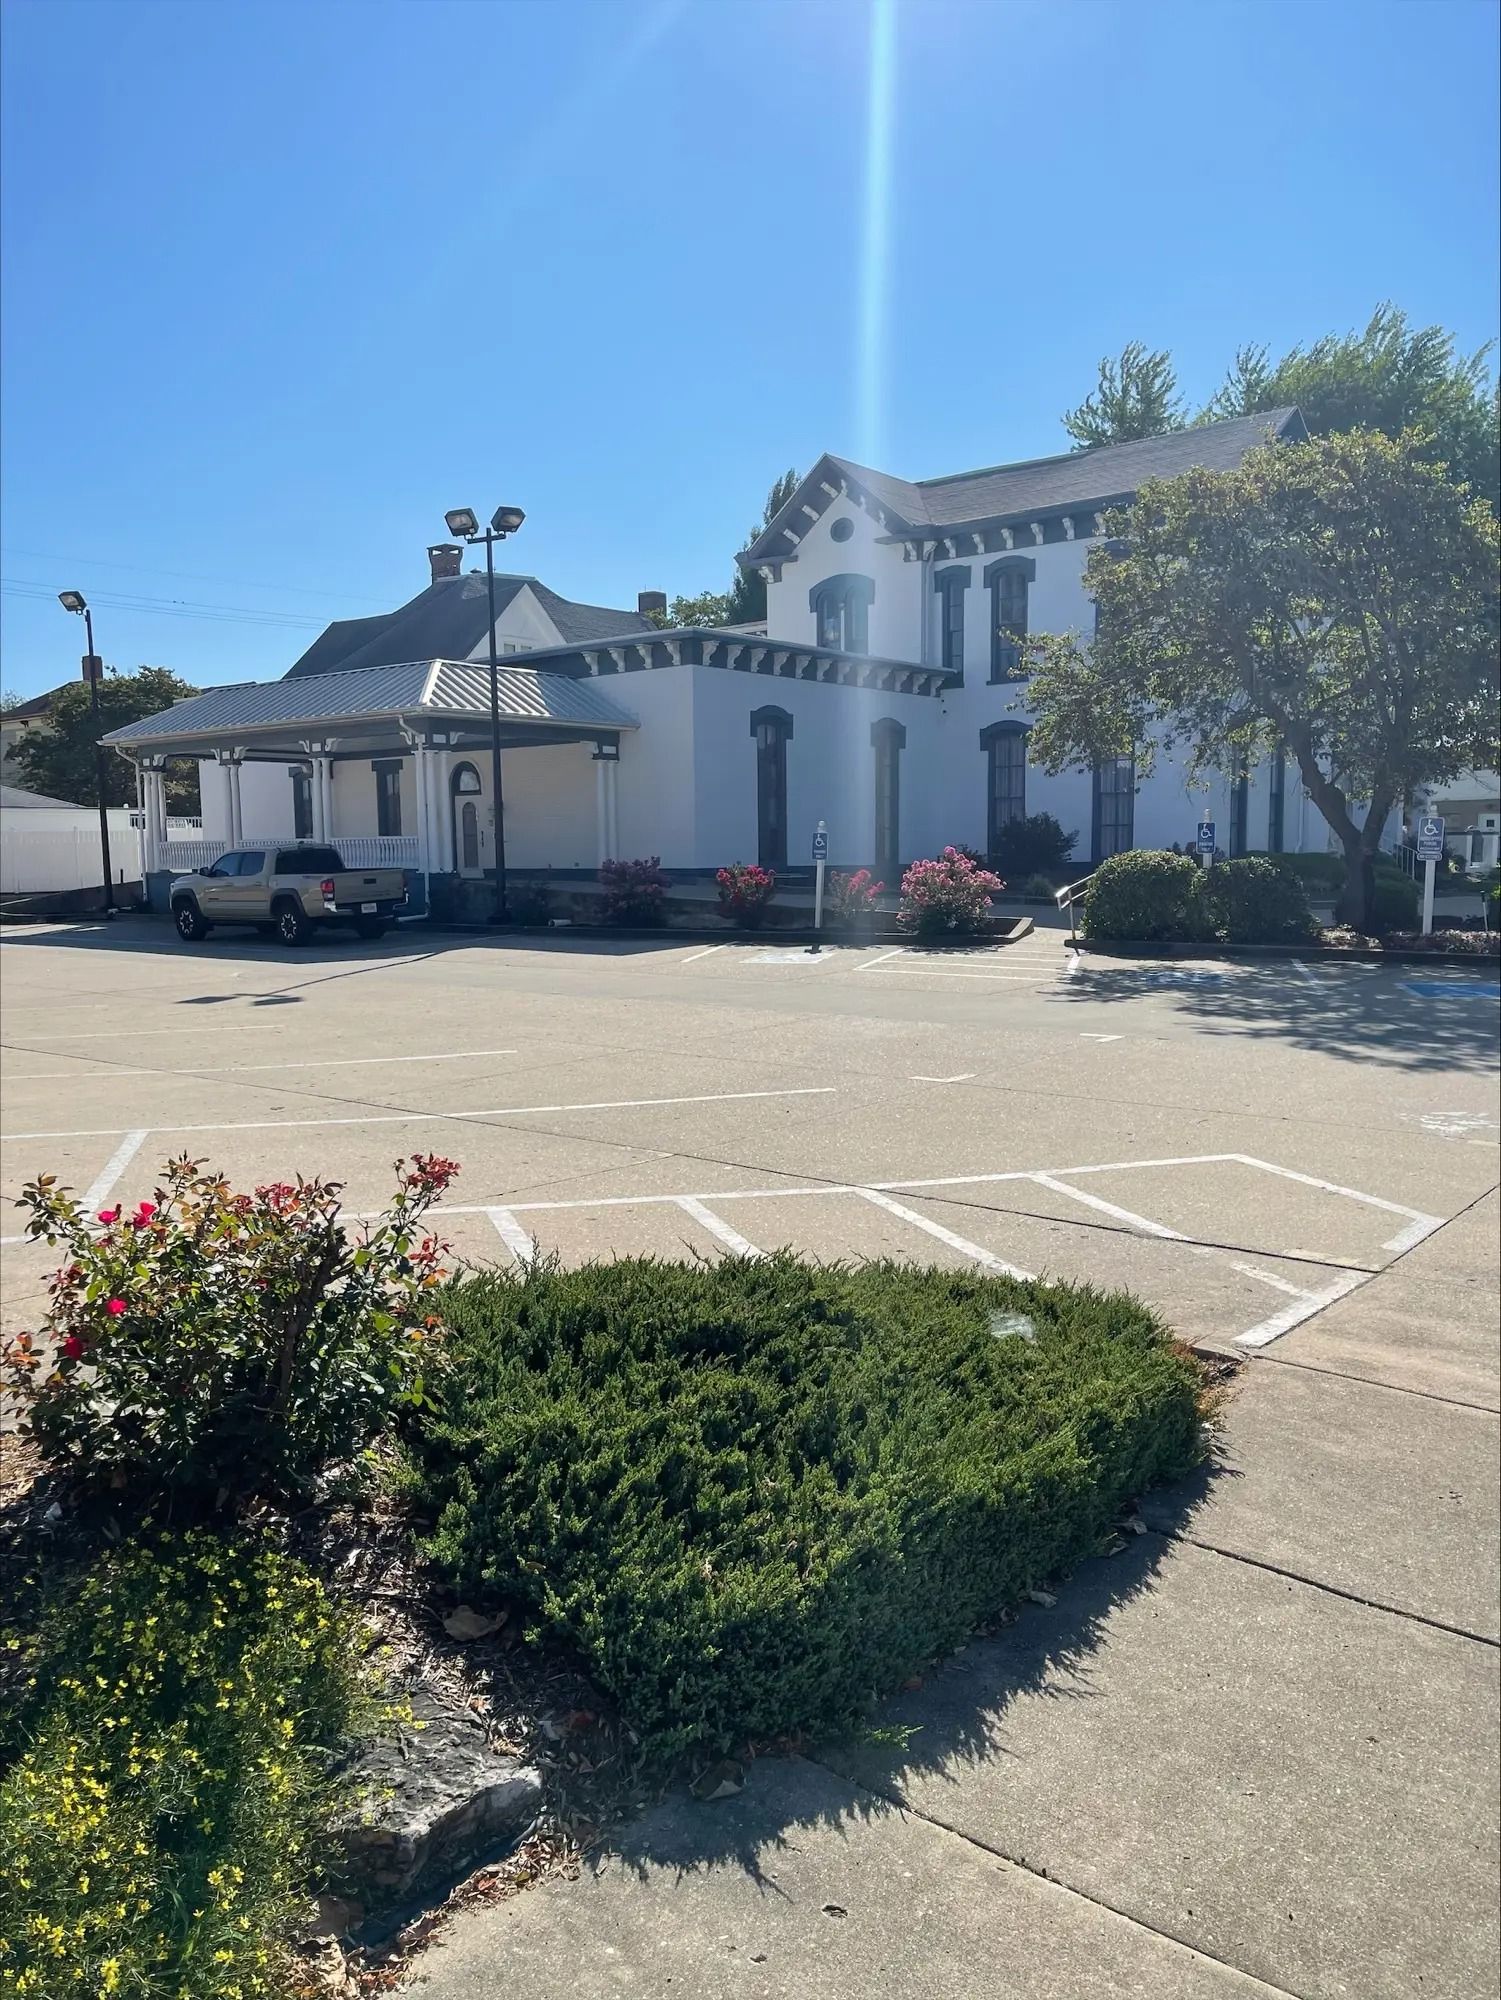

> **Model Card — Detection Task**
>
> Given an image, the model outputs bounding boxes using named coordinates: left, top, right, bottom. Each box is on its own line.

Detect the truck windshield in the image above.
left=275, top=847, right=344, bottom=875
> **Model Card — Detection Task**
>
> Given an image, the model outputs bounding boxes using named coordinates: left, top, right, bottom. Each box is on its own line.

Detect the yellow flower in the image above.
left=101, top=1958, right=121, bottom=1992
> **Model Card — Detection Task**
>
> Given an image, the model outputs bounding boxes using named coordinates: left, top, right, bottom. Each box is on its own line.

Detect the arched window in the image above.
left=750, top=706, right=793, bottom=870
left=290, top=766, right=313, bottom=840
left=450, top=762, right=483, bottom=877
left=808, top=573, right=874, bottom=654
left=985, top=556, right=1035, bottom=683
left=870, top=719, right=905, bottom=885
left=980, top=721, right=1029, bottom=854
left=933, top=565, right=970, bottom=677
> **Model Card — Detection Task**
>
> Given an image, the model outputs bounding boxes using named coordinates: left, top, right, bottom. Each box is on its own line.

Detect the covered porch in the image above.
left=102, top=659, right=639, bottom=916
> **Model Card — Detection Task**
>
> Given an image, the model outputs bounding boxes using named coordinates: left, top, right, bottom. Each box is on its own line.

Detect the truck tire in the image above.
left=173, top=898, right=210, bottom=942
left=273, top=899, right=311, bottom=947
left=354, top=917, right=388, bottom=941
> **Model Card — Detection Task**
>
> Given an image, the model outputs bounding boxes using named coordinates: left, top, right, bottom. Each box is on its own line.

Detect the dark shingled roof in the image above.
left=284, top=574, right=652, bottom=680
left=744, top=410, right=1307, bottom=562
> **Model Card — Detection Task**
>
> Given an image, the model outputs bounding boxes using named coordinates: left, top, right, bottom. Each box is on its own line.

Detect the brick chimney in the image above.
left=637, top=590, right=667, bottom=621
left=428, top=543, right=463, bottom=583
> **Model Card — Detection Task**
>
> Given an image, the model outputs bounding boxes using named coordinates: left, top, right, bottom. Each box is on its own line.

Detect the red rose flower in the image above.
left=97, top=1207, right=121, bottom=1224
left=61, top=1335, right=85, bottom=1359
left=105, top=1298, right=126, bottom=1316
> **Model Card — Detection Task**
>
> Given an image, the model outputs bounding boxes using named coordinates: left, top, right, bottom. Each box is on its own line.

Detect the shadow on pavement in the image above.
left=609, top=1473, right=1213, bottom=1891
left=1050, top=957, right=1500, bottom=1073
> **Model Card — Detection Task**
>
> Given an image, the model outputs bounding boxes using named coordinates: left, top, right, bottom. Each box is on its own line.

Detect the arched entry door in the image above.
left=450, top=762, right=483, bottom=877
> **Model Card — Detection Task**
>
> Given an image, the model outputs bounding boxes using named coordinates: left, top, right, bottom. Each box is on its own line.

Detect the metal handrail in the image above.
left=1054, top=871, right=1096, bottom=944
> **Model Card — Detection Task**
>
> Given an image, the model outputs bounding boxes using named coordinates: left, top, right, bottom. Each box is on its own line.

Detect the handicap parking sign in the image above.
left=1196, top=820, right=1216, bottom=855
left=811, top=826, right=828, bottom=862
left=1415, top=814, right=1446, bottom=861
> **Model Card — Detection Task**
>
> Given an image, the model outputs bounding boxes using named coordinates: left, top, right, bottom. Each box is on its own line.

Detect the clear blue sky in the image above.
left=2, top=0, right=1497, bottom=699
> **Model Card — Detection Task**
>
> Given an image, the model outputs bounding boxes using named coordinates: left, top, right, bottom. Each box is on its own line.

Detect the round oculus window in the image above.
left=829, top=516, right=855, bottom=542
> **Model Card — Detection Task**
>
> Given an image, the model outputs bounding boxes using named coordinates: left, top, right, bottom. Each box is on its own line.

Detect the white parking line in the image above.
left=486, top=1207, right=536, bottom=1264
left=1226, top=1154, right=1443, bottom=1252
left=0, top=1085, right=838, bottom=1144
left=1290, top=959, right=1322, bottom=988
left=675, top=1196, right=764, bottom=1258
left=1237, top=1271, right=1368, bottom=1349
left=1031, top=1172, right=1187, bottom=1240
left=680, top=944, right=726, bottom=965
left=4, top=1049, right=518, bottom=1083
left=853, top=946, right=906, bottom=972
left=857, top=1187, right=1034, bottom=1279
left=81, top=1130, right=149, bottom=1213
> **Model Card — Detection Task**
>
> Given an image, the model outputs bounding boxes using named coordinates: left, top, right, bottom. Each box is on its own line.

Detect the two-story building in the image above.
left=107, top=407, right=1352, bottom=909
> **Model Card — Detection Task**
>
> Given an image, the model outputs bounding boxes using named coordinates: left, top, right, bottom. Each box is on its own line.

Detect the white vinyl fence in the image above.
left=1, top=820, right=142, bottom=896
left=159, top=834, right=420, bottom=874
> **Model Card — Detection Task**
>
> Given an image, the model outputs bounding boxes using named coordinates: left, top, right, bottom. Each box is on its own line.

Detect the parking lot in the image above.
left=3, top=914, right=1498, bottom=1999
left=2, top=917, right=1496, bottom=1371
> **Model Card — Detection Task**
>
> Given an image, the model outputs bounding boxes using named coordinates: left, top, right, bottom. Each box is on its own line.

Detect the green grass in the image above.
left=407, top=1254, right=1205, bottom=1762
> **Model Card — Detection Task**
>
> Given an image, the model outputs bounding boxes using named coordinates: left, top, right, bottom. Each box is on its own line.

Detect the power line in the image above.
left=1, top=579, right=323, bottom=631
left=0, top=544, right=373, bottom=605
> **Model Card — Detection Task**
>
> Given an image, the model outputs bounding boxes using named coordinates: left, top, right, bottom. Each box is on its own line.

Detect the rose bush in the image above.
left=716, top=862, right=777, bottom=928
left=898, top=847, right=1004, bottom=937
left=599, top=856, right=669, bottom=926
left=2, top=1153, right=459, bottom=1503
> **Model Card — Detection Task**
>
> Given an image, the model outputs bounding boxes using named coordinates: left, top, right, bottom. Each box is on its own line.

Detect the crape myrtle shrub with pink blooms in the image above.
left=599, top=856, right=670, bottom=926
left=715, top=862, right=777, bottom=928
left=898, top=847, right=1005, bottom=937
left=824, top=869, right=884, bottom=929
left=1, top=1153, right=460, bottom=1504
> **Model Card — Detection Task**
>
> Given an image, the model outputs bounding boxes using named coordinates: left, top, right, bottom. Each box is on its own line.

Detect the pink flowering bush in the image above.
left=716, top=861, right=777, bottom=928
left=898, top=847, right=1005, bottom=937
left=600, top=855, right=670, bottom=926
left=1, top=1152, right=460, bottom=1503
left=825, top=868, right=884, bottom=930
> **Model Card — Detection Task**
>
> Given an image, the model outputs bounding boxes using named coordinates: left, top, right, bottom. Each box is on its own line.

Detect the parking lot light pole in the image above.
left=57, top=590, right=114, bottom=914
left=444, top=504, right=526, bottom=923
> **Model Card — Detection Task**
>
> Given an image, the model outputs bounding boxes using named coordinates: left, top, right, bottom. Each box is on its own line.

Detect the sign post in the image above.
left=1196, top=820, right=1216, bottom=869
left=1414, top=814, right=1445, bottom=936
left=811, top=820, right=828, bottom=948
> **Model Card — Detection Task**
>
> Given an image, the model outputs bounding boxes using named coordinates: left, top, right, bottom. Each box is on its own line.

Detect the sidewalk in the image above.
left=414, top=1199, right=1500, bottom=2000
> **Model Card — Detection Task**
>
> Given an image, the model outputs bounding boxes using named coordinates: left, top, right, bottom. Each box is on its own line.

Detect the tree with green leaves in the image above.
left=725, top=468, right=799, bottom=624
left=1019, top=430, right=1500, bottom=928
left=10, top=666, right=200, bottom=812
left=1199, top=305, right=1499, bottom=508
left=1061, top=343, right=1184, bottom=449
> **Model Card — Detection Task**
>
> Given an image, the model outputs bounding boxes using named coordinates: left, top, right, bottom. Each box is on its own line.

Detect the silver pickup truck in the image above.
left=170, top=843, right=408, bottom=946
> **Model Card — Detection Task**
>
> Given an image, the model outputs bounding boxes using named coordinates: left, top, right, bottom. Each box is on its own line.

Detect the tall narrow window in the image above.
left=933, top=566, right=970, bottom=677
left=985, top=556, right=1035, bottom=682
left=981, top=723, right=1028, bottom=854
left=291, top=767, right=313, bottom=840
left=1231, top=758, right=1250, bottom=857
left=808, top=574, right=874, bottom=654
left=373, top=760, right=403, bottom=837
left=871, top=719, right=905, bottom=884
left=1092, top=754, right=1136, bottom=860
left=750, top=706, right=792, bottom=870
left=1268, top=751, right=1287, bottom=852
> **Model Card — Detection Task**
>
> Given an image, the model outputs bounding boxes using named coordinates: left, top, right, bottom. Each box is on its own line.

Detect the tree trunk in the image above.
left=1283, top=734, right=1369, bottom=928
left=1336, top=835, right=1374, bottom=929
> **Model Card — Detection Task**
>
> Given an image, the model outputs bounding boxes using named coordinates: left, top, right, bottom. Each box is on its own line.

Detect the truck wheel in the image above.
left=273, top=900, right=311, bottom=947
left=173, top=899, right=210, bottom=942
left=354, top=918, right=388, bottom=941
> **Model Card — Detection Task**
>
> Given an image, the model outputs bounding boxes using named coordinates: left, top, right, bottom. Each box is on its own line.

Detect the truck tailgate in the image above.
left=329, top=870, right=406, bottom=905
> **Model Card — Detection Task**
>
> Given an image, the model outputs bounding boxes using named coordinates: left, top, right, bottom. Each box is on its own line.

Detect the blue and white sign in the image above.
left=811, top=825, right=828, bottom=862
left=1415, top=814, right=1446, bottom=861
left=1196, top=820, right=1216, bottom=855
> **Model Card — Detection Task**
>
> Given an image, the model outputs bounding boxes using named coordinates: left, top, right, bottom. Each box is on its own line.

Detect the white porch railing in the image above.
left=159, top=834, right=420, bottom=874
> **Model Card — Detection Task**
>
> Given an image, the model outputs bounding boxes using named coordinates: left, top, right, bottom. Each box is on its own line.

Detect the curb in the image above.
left=1070, top=938, right=1498, bottom=968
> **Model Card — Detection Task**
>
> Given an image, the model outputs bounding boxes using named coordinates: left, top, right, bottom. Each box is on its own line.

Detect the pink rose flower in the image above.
left=105, top=1298, right=126, bottom=1316
left=98, top=1207, right=121, bottom=1224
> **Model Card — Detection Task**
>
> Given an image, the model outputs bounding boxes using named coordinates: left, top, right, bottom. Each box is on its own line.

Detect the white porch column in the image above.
left=216, top=751, right=244, bottom=846
left=143, top=765, right=167, bottom=874
left=430, top=746, right=451, bottom=871
left=319, top=757, right=334, bottom=843
left=594, top=749, right=611, bottom=867
left=606, top=754, right=620, bottom=860
left=408, top=736, right=433, bottom=879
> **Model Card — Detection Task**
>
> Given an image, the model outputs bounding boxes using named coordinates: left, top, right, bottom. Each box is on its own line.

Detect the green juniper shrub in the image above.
left=407, top=1254, right=1204, bottom=1764
left=0, top=1532, right=374, bottom=2000
left=1, top=1152, right=458, bottom=1505
left=1080, top=850, right=1209, bottom=941
left=989, top=812, right=1077, bottom=879
left=1197, top=858, right=1317, bottom=943
left=1246, top=850, right=1346, bottom=894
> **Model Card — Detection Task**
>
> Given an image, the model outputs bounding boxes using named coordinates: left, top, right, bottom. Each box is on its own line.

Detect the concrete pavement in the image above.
left=1, top=918, right=1496, bottom=1996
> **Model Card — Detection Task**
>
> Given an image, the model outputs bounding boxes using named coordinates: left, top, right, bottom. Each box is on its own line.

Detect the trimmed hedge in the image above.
left=1197, top=858, right=1317, bottom=943
left=1081, top=851, right=1207, bottom=941
left=1083, top=852, right=1315, bottom=944
left=408, top=1255, right=1203, bottom=1762
left=1367, top=870, right=1421, bottom=930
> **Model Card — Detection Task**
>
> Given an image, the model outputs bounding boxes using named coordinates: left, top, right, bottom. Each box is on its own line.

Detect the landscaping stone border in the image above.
left=1072, top=936, right=1497, bottom=966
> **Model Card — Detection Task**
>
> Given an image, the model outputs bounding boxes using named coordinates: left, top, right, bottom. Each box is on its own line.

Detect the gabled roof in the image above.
left=100, top=660, right=640, bottom=746
left=284, top=573, right=653, bottom=680
left=0, top=782, right=83, bottom=809
left=2, top=683, right=73, bottom=718
left=742, top=409, right=1307, bottom=565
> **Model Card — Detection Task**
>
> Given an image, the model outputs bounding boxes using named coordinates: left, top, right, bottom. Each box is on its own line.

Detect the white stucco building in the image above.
left=106, top=408, right=1362, bottom=913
